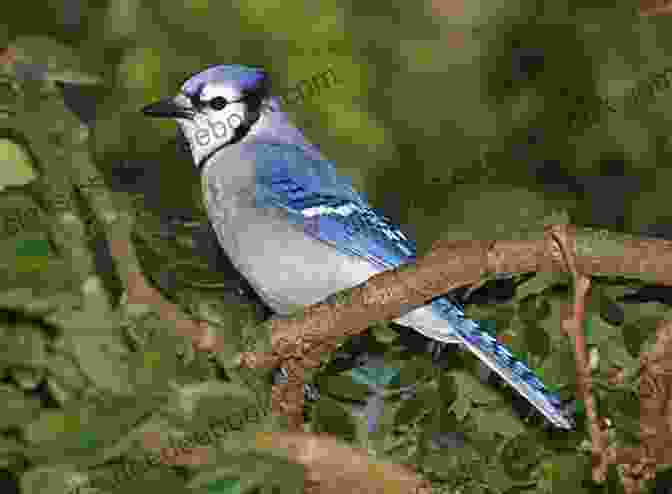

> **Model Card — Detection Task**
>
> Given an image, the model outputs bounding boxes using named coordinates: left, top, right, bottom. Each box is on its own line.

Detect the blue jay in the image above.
left=141, top=64, right=574, bottom=430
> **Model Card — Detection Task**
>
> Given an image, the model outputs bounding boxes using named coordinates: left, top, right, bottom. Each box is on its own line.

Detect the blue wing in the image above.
left=252, top=143, right=574, bottom=429
left=253, top=143, right=416, bottom=269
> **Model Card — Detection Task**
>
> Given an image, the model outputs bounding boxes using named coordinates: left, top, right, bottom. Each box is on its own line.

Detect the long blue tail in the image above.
left=429, top=297, right=574, bottom=430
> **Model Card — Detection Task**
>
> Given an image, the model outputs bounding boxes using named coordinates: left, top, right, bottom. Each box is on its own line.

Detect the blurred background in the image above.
left=4, top=0, right=672, bottom=250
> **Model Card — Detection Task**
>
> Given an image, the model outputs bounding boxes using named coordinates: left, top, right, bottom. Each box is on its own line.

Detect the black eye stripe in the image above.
left=209, top=96, right=229, bottom=110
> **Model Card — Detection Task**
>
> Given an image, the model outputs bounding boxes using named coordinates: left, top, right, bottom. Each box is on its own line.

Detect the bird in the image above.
left=141, top=64, right=574, bottom=430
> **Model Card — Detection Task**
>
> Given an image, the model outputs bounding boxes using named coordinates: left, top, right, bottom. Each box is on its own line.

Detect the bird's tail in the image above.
left=428, top=297, right=574, bottom=430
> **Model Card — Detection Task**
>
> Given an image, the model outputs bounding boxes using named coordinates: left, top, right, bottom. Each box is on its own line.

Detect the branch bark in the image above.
left=254, top=431, right=432, bottom=494
left=237, top=225, right=672, bottom=372
left=640, top=0, right=672, bottom=16
left=224, top=224, right=672, bottom=490
left=547, top=226, right=608, bottom=483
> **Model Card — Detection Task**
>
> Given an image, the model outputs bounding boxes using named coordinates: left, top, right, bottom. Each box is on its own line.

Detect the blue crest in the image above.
left=181, top=64, right=268, bottom=97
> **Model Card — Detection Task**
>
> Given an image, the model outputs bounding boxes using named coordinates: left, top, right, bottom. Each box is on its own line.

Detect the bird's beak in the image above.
left=141, top=95, right=194, bottom=120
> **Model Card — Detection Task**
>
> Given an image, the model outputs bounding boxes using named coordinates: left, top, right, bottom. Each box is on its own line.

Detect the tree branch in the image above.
left=547, top=226, right=608, bottom=483
left=219, top=224, right=672, bottom=489
left=254, top=431, right=432, bottom=494
left=236, top=225, right=672, bottom=372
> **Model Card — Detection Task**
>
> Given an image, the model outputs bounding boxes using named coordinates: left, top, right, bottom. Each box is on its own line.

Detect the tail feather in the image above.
left=429, top=297, right=574, bottom=430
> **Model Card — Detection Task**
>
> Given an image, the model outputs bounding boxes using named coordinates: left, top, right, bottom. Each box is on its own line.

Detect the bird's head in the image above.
left=141, top=64, right=276, bottom=168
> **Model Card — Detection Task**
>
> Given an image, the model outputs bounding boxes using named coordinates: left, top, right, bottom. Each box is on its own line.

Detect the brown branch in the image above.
left=108, top=234, right=215, bottom=351
left=589, top=298, right=672, bottom=492
left=254, top=431, right=432, bottom=494
left=271, top=359, right=306, bottom=431
left=547, top=226, right=608, bottom=483
left=629, top=318, right=672, bottom=488
left=221, top=224, right=672, bottom=487
left=236, top=225, right=672, bottom=373
left=640, top=0, right=672, bottom=16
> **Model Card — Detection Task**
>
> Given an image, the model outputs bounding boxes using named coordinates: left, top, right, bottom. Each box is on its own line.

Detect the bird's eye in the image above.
left=209, top=96, right=228, bottom=110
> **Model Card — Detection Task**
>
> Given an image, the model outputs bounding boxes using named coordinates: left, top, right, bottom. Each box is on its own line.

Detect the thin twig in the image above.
left=546, top=225, right=608, bottom=483
left=271, top=359, right=305, bottom=430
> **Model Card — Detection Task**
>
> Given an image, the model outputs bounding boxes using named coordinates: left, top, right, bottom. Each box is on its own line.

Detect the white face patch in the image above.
left=199, top=82, right=243, bottom=103
left=177, top=99, right=250, bottom=166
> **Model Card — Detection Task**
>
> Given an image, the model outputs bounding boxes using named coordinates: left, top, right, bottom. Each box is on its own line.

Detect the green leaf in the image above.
left=438, top=373, right=458, bottom=407
left=0, top=260, right=80, bottom=316
left=11, top=366, right=44, bottom=390
left=421, top=447, right=479, bottom=479
left=518, top=295, right=539, bottom=325
left=598, top=334, right=639, bottom=381
left=44, top=351, right=90, bottom=402
left=450, top=369, right=500, bottom=406
left=605, top=389, right=639, bottom=421
left=187, top=452, right=305, bottom=494
left=536, top=294, right=572, bottom=344
left=57, top=327, right=140, bottom=396
left=394, top=393, right=429, bottom=428
left=395, top=356, right=434, bottom=388
left=0, top=139, right=37, bottom=190
left=605, top=462, right=627, bottom=494
left=451, top=393, right=472, bottom=422
left=537, top=343, right=577, bottom=391
left=471, top=406, right=526, bottom=439
left=0, top=437, right=26, bottom=470
left=463, top=306, right=515, bottom=332
left=16, top=238, right=50, bottom=258
left=582, top=311, right=619, bottom=347
left=198, top=477, right=241, bottom=494
left=482, top=461, right=520, bottom=494
left=522, top=322, right=551, bottom=361
left=19, top=465, right=87, bottom=494
left=320, top=373, right=371, bottom=401
left=500, top=431, right=539, bottom=480
left=24, top=394, right=164, bottom=466
left=536, top=297, right=552, bottom=322
left=599, top=281, right=647, bottom=302
left=622, top=301, right=670, bottom=326
left=0, top=321, right=47, bottom=369
left=536, top=454, right=591, bottom=494
left=514, top=272, right=569, bottom=301
left=88, top=459, right=187, bottom=494
left=622, top=316, right=660, bottom=358
left=173, top=381, right=269, bottom=432
left=311, top=396, right=357, bottom=443
left=371, top=321, right=399, bottom=344
left=0, top=383, right=41, bottom=429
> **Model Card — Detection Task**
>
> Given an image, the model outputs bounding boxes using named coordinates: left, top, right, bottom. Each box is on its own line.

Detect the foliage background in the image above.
left=2, top=0, right=672, bottom=493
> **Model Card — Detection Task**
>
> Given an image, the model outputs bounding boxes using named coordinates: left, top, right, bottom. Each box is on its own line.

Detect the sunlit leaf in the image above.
left=0, top=139, right=37, bottom=190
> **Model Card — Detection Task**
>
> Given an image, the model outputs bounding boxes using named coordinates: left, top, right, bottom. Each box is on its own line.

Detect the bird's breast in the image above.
left=204, top=191, right=377, bottom=314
